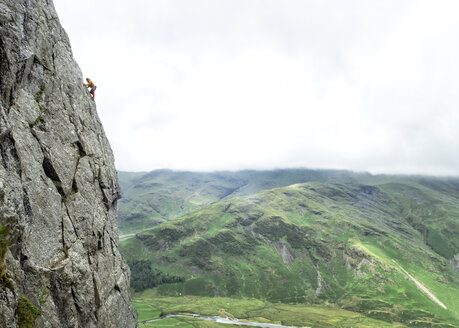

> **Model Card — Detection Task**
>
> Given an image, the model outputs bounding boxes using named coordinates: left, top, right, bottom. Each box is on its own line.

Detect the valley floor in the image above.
left=132, top=296, right=409, bottom=328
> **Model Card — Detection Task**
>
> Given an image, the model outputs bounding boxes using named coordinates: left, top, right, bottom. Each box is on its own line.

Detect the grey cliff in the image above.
left=0, top=0, right=137, bottom=327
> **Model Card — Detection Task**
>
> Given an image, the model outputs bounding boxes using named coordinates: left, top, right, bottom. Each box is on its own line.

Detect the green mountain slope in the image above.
left=117, top=169, right=370, bottom=233
left=121, top=177, right=459, bottom=327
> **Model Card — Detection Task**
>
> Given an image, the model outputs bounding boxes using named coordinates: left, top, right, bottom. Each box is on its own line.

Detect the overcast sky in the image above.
left=52, top=0, right=459, bottom=175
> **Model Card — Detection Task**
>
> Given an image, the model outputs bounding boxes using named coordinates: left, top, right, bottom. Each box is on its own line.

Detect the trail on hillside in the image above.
left=392, top=260, right=447, bottom=310
left=119, top=233, right=136, bottom=239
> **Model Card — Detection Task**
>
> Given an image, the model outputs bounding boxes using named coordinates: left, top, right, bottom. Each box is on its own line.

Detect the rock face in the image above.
left=0, top=1, right=137, bottom=327
left=452, top=254, right=459, bottom=273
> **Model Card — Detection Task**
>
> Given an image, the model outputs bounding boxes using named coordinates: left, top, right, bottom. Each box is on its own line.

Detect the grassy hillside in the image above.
left=117, top=169, right=370, bottom=233
left=121, top=177, right=459, bottom=327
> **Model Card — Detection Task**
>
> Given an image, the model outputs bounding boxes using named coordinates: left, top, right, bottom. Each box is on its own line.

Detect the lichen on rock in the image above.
left=0, top=0, right=137, bottom=327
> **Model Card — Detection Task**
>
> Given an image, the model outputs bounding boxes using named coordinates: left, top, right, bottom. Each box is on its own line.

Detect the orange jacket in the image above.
left=86, top=79, right=95, bottom=88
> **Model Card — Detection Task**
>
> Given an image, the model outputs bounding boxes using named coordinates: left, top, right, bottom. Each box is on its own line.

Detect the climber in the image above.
left=84, top=78, right=97, bottom=99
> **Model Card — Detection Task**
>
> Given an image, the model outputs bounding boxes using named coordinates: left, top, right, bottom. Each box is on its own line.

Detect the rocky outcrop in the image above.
left=0, top=1, right=137, bottom=327
left=452, top=254, right=459, bottom=273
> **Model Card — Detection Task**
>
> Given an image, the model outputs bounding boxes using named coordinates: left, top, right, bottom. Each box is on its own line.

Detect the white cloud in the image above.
left=52, top=0, right=459, bottom=175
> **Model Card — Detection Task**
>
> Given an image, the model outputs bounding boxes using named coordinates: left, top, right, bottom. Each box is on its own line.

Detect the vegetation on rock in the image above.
left=0, top=225, right=12, bottom=290
left=17, top=295, right=40, bottom=328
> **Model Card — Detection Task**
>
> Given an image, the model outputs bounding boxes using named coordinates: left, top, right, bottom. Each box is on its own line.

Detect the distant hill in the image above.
left=120, top=174, right=459, bottom=326
left=117, top=169, right=372, bottom=233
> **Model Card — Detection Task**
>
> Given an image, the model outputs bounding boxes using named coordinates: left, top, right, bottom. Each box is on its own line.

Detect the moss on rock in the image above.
left=17, top=295, right=41, bottom=328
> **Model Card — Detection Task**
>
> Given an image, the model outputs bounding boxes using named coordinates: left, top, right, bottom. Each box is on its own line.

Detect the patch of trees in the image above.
left=128, top=260, right=184, bottom=291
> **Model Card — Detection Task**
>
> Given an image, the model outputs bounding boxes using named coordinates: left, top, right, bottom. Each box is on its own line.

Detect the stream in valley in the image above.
left=144, top=314, right=309, bottom=328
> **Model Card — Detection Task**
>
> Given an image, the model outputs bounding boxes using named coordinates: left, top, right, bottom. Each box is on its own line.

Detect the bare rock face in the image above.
left=452, top=254, right=459, bottom=273
left=0, top=1, right=137, bottom=327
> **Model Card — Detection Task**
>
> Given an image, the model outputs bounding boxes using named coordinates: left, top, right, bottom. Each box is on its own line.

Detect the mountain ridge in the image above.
left=117, top=168, right=375, bottom=233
